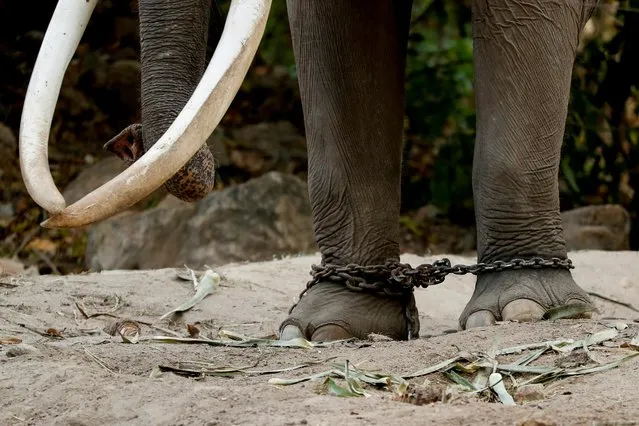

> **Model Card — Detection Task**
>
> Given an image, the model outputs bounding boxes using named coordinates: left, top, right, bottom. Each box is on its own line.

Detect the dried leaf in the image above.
left=612, top=322, right=628, bottom=330
left=512, top=348, right=549, bottom=366
left=187, top=324, right=200, bottom=337
left=497, top=340, right=575, bottom=356
left=160, top=357, right=337, bottom=378
left=149, top=335, right=351, bottom=348
left=269, top=369, right=335, bottom=386
left=176, top=266, right=199, bottom=281
left=560, top=352, right=639, bottom=377
left=403, top=355, right=468, bottom=379
left=489, top=373, right=515, bottom=405
left=160, top=269, right=220, bottom=321
left=45, top=328, right=62, bottom=338
left=556, top=328, right=619, bottom=353
left=497, top=364, right=559, bottom=375
left=116, top=320, right=140, bottom=344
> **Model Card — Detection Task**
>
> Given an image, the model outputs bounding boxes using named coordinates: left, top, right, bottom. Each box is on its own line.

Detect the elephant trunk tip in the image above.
left=164, top=145, right=216, bottom=202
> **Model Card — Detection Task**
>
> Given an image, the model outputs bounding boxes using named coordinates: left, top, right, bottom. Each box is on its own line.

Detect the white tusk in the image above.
left=19, top=0, right=98, bottom=214
left=42, top=0, right=272, bottom=228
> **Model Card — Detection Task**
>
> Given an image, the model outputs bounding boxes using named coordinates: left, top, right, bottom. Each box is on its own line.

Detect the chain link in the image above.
left=289, top=257, right=574, bottom=313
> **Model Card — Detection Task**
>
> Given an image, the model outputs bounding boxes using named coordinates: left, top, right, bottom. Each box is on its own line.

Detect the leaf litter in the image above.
left=263, top=323, right=639, bottom=405
left=119, top=286, right=639, bottom=406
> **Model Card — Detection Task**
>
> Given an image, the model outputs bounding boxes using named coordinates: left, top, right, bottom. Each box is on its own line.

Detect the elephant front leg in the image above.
left=461, top=0, right=596, bottom=329
left=279, top=1, right=415, bottom=341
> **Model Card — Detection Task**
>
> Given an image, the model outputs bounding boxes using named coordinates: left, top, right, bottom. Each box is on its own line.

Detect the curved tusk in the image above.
left=42, top=0, right=272, bottom=229
left=19, top=0, right=98, bottom=214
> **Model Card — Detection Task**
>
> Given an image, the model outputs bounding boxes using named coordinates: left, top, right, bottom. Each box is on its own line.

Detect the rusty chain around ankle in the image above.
left=297, top=257, right=574, bottom=302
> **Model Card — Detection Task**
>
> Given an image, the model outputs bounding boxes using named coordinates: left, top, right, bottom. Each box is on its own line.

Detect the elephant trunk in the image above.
left=139, top=0, right=216, bottom=202
left=20, top=0, right=272, bottom=228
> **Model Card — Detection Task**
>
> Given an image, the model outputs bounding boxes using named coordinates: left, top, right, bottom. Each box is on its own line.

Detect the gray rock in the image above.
left=226, top=121, right=307, bottom=175
left=85, top=172, right=316, bottom=270
left=562, top=204, right=630, bottom=251
left=63, top=157, right=127, bottom=205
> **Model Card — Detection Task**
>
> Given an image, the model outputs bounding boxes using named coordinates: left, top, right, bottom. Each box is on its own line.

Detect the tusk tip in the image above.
left=41, top=213, right=79, bottom=229
left=40, top=217, right=59, bottom=229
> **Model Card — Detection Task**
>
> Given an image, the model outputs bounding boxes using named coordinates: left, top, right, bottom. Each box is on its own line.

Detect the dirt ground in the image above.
left=1, top=251, right=639, bottom=426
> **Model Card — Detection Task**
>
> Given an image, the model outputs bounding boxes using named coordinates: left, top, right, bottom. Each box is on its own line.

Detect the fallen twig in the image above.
left=84, top=348, right=116, bottom=374
left=0, top=278, right=20, bottom=288
left=588, top=291, right=639, bottom=313
left=74, top=300, right=183, bottom=338
left=148, top=335, right=353, bottom=348
left=158, top=357, right=338, bottom=378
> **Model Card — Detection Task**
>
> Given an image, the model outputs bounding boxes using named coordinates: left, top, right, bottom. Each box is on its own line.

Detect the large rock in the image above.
left=224, top=121, right=307, bottom=175
left=63, top=157, right=126, bottom=205
left=85, top=172, right=316, bottom=270
left=562, top=204, right=630, bottom=251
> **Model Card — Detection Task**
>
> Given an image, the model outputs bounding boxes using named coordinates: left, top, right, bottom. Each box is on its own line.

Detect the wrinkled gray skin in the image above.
left=131, top=0, right=596, bottom=341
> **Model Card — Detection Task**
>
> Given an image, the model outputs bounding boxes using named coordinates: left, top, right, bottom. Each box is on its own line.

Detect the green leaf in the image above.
left=542, top=303, right=596, bottom=321
left=444, top=370, right=478, bottom=392
left=403, top=355, right=468, bottom=378
left=324, top=377, right=365, bottom=398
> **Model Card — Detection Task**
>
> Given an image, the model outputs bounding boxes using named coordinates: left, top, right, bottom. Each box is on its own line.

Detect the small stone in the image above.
left=514, top=384, right=545, bottom=403
left=6, top=343, right=40, bottom=358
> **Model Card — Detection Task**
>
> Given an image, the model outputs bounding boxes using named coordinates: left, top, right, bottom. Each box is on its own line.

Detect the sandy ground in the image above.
left=2, top=251, right=639, bottom=426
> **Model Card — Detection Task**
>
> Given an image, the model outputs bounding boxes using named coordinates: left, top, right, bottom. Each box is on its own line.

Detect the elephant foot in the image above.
left=279, top=282, right=419, bottom=341
left=459, top=268, right=594, bottom=329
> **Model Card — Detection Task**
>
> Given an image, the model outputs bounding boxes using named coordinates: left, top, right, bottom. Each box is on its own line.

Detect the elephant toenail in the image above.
left=464, top=310, right=496, bottom=329
left=311, top=324, right=353, bottom=341
left=501, top=299, right=545, bottom=322
left=279, top=325, right=304, bottom=341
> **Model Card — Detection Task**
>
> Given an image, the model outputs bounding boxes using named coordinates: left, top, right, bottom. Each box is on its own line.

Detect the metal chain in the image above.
left=289, top=257, right=574, bottom=313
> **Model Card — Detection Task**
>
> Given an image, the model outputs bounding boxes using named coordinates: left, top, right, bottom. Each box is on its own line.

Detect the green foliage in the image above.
left=403, top=1, right=475, bottom=220
left=259, top=1, right=296, bottom=78
left=561, top=2, right=639, bottom=244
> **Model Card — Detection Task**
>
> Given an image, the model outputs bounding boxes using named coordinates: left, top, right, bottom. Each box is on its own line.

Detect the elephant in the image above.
left=19, top=0, right=598, bottom=341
